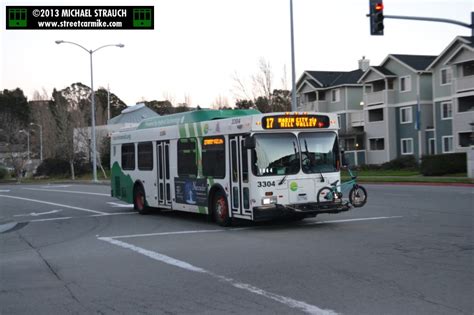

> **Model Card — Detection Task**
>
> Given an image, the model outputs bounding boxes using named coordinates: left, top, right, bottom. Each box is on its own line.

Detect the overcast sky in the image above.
left=1, top=0, right=473, bottom=107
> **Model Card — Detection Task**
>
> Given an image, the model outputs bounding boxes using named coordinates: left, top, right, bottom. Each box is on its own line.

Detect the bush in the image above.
left=35, top=158, right=70, bottom=176
left=381, top=155, right=419, bottom=170
left=420, top=153, right=466, bottom=176
left=0, top=167, right=7, bottom=179
left=36, top=156, right=92, bottom=177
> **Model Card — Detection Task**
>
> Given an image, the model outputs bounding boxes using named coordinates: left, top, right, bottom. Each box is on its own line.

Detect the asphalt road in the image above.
left=0, top=183, right=472, bottom=315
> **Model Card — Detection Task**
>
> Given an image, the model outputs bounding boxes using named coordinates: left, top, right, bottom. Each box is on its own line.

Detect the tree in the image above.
left=271, top=89, right=291, bottom=112
left=254, top=96, right=271, bottom=113
left=235, top=99, right=255, bottom=110
left=212, top=95, right=229, bottom=109
left=50, top=88, right=88, bottom=180
left=252, top=58, right=273, bottom=100
left=145, top=100, right=173, bottom=115
left=0, top=112, right=28, bottom=182
left=0, top=88, right=30, bottom=125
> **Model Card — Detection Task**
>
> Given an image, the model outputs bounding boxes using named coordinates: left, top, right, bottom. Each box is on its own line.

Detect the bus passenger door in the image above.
left=157, top=141, right=171, bottom=208
left=229, top=136, right=252, bottom=217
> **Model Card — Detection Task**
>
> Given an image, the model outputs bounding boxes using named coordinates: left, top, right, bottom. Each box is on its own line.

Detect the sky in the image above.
left=1, top=0, right=473, bottom=108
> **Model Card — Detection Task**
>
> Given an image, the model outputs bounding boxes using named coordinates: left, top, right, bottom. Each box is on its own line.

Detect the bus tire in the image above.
left=133, top=184, right=150, bottom=215
left=317, top=186, right=334, bottom=204
left=213, top=190, right=232, bottom=227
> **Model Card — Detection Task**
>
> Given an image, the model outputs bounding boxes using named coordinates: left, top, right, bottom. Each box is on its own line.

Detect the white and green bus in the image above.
left=110, top=109, right=352, bottom=226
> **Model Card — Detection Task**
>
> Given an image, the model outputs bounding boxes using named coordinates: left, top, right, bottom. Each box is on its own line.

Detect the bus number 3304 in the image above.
left=257, top=181, right=276, bottom=187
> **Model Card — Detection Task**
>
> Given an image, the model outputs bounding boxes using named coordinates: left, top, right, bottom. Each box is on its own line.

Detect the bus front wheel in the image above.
left=133, top=185, right=150, bottom=215
left=213, top=191, right=231, bottom=227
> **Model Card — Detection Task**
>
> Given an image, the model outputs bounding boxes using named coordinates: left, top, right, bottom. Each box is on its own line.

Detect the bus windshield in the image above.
left=251, top=132, right=339, bottom=176
left=252, top=133, right=300, bottom=176
left=299, top=132, right=339, bottom=173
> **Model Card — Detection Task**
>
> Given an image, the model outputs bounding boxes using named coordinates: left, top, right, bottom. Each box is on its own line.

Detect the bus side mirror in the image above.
left=243, top=136, right=256, bottom=149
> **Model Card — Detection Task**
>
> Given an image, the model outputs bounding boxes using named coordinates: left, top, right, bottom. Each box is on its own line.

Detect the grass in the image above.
left=342, top=169, right=473, bottom=184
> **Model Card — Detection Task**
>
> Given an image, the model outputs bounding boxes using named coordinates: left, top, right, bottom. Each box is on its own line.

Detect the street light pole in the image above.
left=55, top=40, right=124, bottom=182
left=30, top=123, right=43, bottom=161
left=19, top=130, right=30, bottom=160
left=290, top=0, right=297, bottom=112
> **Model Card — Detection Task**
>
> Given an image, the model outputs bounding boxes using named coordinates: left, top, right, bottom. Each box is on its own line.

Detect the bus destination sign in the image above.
left=261, top=114, right=330, bottom=129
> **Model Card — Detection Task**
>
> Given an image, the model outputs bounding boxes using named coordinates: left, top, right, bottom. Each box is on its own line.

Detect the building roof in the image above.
left=372, top=66, right=396, bottom=76
left=460, top=36, right=474, bottom=48
left=390, top=54, right=437, bottom=71
left=108, top=103, right=159, bottom=125
left=306, top=69, right=364, bottom=87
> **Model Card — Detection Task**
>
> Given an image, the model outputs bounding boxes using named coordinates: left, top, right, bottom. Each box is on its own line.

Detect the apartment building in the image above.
left=296, top=36, right=473, bottom=166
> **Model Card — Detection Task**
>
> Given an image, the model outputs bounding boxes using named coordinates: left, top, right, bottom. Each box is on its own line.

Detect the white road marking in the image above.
left=23, top=212, right=138, bottom=223
left=102, top=217, right=403, bottom=240
left=23, top=188, right=109, bottom=196
left=40, top=185, right=71, bottom=188
left=0, top=195, right=108, bottom=215
left=107, top=229, right=229, bottom=239
left=107, top=202, right=133, bottom=208
left=99, top=237, right=337, bottom=315
left=14, top=209, right=62, bottom=217
left=306, top=216, right=403, bottom=225
left=0, top=189, right=11, bottom=193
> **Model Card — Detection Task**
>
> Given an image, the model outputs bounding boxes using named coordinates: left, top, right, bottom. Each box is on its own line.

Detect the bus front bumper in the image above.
left=252, top=201, right=351, bottom=222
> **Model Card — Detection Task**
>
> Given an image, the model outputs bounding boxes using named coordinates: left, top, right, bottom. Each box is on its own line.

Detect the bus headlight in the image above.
left=261, top=196, right=277, bottom=205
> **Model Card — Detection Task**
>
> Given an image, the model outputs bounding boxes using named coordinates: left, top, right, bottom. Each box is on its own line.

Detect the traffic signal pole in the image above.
left=367, top=11, right=474, bottom=36
left=379, top=14, right=473, bottom=35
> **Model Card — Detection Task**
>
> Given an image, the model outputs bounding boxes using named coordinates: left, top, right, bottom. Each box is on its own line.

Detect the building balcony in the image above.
left=350, top=111, right=364, bottom=127
left=454, top=75, right=474, bottom=93
left=364, top=90, right=395, bottom=106
left=300, top=100, right=328, bottom=112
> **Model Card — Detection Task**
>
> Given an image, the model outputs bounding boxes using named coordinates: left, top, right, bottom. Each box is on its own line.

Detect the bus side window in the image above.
left=178, top=138, right=197, bottom=177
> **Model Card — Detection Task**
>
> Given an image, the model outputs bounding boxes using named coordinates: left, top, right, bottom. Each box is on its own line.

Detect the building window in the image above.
left=458, top=132, right=474, bottom=147
left=401, top=138, right=414, bottom=155
left=137, top=142, right=153, bottom=171
left=202, top=136, right=225, bottom=178
left=400, top=76, right=411, bottom=92
left=121, top=143, right=135, bottom=170
left=369, top=138, right=385, bottom=151
left=458, top=96, right=474, bottom=112
left=462, top=61, right=474, bottom=77
left=441, top=102, right=452, bottom=119
left=368, top=108, right=384, bottom=122
left=306, top=92, right=316, bottom=102
left=331, top=89, right=340, bottom=102
left=428, top=138, right=435, bottom=155
left=440, top=68, right=452, bottom=85
left=337, top=115, right=342, bottom=128
left=178, top=138, right=197, bottom=177
left=442, top=136, right=454, bottom=153
left=400, top=107, right=412, bottom=124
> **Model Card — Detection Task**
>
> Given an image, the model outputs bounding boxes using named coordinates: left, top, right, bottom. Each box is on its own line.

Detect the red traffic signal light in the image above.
left=369, top=0, right=384, bottom=35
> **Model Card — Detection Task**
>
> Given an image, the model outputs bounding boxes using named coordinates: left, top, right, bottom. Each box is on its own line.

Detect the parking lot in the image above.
left=1, top=183, right=472, bottom=314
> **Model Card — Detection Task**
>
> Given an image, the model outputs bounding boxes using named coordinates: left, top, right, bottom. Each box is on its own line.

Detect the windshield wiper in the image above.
left=278, top=174, right=287, bottom=185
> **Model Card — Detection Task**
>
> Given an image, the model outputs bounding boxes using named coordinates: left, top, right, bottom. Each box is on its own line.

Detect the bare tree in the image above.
left=231, top=71, right=252, bottom=100
left=212, top=95, right=229, bottom=109
left=162, top=91, right=176, bottom=106
left=252, top=57, right=273, bottom=100
left=184, top=93, right=192, bottom=106
left=281, top=65, right=288, bottom=91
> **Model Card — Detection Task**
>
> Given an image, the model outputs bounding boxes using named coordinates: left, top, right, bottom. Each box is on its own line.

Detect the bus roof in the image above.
left=137, top=109, right=260, bottom=130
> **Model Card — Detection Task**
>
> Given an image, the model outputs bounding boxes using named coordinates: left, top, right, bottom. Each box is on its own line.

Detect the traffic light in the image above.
left=369, top=0, right=384, bottom=35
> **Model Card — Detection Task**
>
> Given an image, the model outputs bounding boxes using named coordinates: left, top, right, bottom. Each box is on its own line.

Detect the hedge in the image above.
left=420, top=153, right=466, bottom=176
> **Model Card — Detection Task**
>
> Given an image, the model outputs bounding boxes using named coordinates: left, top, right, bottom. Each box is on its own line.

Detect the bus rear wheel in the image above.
left=213, top=191, right=231, bottom=227
left=133, top=185, right=150, bottom=214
